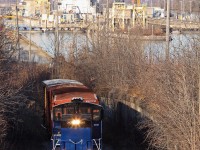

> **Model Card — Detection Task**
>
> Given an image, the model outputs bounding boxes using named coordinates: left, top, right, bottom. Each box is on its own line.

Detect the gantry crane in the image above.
left=133, top=0, right=146, bottom=27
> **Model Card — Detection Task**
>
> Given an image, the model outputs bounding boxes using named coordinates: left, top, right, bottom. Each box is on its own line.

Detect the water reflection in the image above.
left=144, top=32, right=200, bottom=61
left=21, top=31, right=200, bottom=61
left=21, top=31, right=89, bottom=58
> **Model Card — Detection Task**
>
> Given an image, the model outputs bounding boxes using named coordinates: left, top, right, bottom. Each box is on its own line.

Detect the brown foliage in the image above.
left=137, top=36, right=200, bottom=149
left=65, top=24, right=200, bottom=149
left=0, top=25, right=50, bottom=149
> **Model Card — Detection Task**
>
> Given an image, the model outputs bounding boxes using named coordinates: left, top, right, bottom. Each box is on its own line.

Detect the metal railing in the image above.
left=51, top=136, right=102, bottom=150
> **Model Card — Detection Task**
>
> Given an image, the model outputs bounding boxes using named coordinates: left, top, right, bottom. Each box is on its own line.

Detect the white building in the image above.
left=51, top=0, right=98, bottom=23
left=60, top=0, right=97, bottom=14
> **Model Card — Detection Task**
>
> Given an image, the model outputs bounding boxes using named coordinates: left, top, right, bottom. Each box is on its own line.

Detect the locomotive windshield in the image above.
left=53, top=107, right=62, bottom=121
left=53, top=103, right=103, bottom=123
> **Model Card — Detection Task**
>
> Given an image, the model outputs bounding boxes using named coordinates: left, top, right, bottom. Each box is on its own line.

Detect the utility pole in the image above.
left=56, top=1, right=59, bottom=56
left=106, top=0, right=109, bottom=30
left=189, top=1, right=193, bottom=22
left=29, top=16, right=32, bottom=61
left=171, top=0, right=173, bottom=11
left=180, top=0, right=185, bottom=20
left=164, top=0, right=166, bottom=11
left=16, top=0, right=20, bottom=60
left=54, top=0, right=59, bottom=78
left=180, top=1, right=183, bottom=21
left=183, top=0, right=185, bottom=16
left=165, top=0, right=170, bottom=61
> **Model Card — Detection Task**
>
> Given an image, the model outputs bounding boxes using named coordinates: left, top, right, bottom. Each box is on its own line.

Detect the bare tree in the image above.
left=137, top=34, right=200, bottom=149
left=65, top=12, right=200, bottom=150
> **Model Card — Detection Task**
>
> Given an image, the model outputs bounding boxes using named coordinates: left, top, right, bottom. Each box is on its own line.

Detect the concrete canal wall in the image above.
left=101, top=96, right=150, bottom=149
left=101, top=95, right=151, bottom=130
left=19, top=34, right=53, bottom=63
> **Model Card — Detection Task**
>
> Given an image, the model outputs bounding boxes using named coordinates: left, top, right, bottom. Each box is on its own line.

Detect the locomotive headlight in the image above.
left=71, top=119, right=81, bottom=125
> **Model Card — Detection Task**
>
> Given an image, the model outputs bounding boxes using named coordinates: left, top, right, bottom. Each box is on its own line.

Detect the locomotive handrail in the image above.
left=55, top=139, right=101, bottom=150
left=92, top=138, right=102, bottom=150
left=51, top=137, right=60, bottom=150
left=69, top=139, right=83, bottom=145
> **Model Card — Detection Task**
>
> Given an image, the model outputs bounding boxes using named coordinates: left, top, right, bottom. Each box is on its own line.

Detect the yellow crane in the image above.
left=132, top=0, right=141, bottom=6
left=137, top=0, right=141, bottom=6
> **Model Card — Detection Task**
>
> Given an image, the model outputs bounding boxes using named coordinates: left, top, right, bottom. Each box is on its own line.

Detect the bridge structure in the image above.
left=4, top=14, right=200, bottom=33
left=146, top=18, right=200, bottom=31
left=4, top=16, right=90, bottom=31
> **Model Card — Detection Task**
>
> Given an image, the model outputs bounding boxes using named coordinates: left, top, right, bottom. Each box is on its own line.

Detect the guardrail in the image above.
left=146, top=18, right=200, bottom=30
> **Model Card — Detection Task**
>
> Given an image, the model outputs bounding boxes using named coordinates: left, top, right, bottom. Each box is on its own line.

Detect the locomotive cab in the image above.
left=42, top=79, right=103, bottom=150
left=52, top=98, right=103, bottom=150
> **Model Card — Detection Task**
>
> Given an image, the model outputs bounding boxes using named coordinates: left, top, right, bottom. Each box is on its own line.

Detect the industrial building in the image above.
left=10, top=0, right=99, bottom=24
left=110, top=1, right=165, bottom=30
left=51, top=0, right=98, bottom=23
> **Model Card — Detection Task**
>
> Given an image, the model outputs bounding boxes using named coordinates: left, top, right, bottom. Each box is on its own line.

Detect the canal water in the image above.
left=21, top=31, right=89, bottom=58
left=143, top=31, right=200, bottom=60
left=21, top=31, right=200, bottom=61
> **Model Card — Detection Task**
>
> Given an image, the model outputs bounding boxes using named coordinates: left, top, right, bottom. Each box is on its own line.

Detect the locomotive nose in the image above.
left=60, top=128, right=92, bottom=150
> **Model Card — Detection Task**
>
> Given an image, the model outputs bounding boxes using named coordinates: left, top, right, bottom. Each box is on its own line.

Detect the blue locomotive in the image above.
left=43, top=79, right=103, bottom=150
